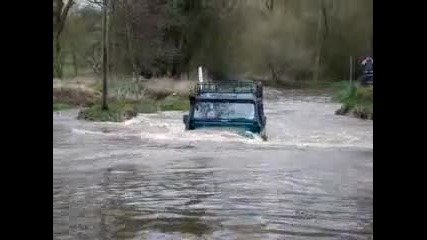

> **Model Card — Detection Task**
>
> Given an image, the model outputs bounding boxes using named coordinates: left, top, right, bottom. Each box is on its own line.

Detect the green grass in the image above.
left=53, top=102, right=72, bottom=111
left=263, top=79, right=332, bottom=90
left=53, top=86, right=99, bottom=112
left=158, top=95, right=189, bottom=111
left=62, top=64, right=76, bottom=78
left=77, top=96, right=189, bottom=122
left=53, top=87, right=99, bottom=107
left=333, top=81, right=373, bottom=120
left=77, top=101, right=136, bottom=122
left=77, top=99, right=155, bottom=122
left=54, top=78, right=191, bottom=121
left=77, top=79, right=190, bottom=122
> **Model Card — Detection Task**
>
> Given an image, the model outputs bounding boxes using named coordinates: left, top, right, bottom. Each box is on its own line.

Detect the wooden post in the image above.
left=198, top=66, right=204, bottom=83
left=198, top=66, right=204, bottom=90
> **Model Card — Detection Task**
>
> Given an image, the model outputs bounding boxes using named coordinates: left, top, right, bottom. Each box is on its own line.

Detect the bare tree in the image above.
left=62, top=0, right=372, bottom=85
left=312, top=0, right=329, bottom=82
left=265, top=0, right=274, bottom=11
left=53, top=0, right=75, bottom=78
left=101, top=0, right=109, bottom=110
left=85, top=0, right=103, bottom=7
left=121, top=0, right=139, bottom=78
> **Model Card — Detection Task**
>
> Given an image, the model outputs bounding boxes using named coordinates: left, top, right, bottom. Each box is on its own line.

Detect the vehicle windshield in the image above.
left=193, top=102, right=255, bottom=120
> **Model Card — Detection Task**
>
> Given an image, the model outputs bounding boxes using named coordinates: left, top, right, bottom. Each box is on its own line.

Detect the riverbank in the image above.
left=262, top=79, right=334, bottom=91
left=53, top=77, right=191, bottom=122
left=333, top=82, right=373, bottom=120
left=53, top=77, right=366, bottom=122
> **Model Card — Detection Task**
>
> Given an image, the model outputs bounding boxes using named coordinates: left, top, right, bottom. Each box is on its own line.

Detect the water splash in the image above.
left=67, top=90, right=372, bottom=150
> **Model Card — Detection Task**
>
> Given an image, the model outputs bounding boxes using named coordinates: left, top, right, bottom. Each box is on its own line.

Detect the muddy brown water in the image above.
left=53, top=89, right=373, bottom=240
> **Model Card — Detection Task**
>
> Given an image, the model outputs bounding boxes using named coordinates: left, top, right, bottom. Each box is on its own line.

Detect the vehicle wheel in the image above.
left=260, top=128, right=268, bottom=141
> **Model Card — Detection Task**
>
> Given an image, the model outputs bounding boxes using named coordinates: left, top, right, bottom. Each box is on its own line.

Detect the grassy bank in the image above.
left=333, top=81, right=373, bottom=120
left=53, top=86, right=99, bottom=111
left=53, top=77, right=191, bottom=122
left=262, top=79, right=333, bottom=90
left=77, top=95, right=189, bottom=122
left=54, top=76, right=358, bottom=122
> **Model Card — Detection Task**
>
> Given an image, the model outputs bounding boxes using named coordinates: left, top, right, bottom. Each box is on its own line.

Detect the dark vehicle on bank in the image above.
left=359, top=67, right=373, bottom=86
left=359, top=57, right=373, bottom=86
left=183, top=80, right=267, bottom=140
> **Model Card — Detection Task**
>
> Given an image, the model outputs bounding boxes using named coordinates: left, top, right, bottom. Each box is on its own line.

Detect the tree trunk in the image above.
left=102, top=0, right=109, bottom=110
left=124, top=0, right=138, bottom=79
left=313, top=5, right=322, bottom=82
left=313, top=0, right=328, bottom=82
left=269, top=63, right=279, bottom=83
left=265, top=0, right=274, bottom=11
left=125, top=22, right=138, bottom=79
left=53, top=0, right=74, bottom=78
left=53, top=34, right=63, bottom=78
left=72, top=49, right=78, bottom=76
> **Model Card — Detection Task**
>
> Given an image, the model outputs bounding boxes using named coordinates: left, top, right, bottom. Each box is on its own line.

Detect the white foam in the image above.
left=67, top=92, right=372, bottom=150
left=72, top=128, right=108, bottom=136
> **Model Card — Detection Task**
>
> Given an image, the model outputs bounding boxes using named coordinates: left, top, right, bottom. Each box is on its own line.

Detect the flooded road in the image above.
left=53, top=90, right=373, bottom=239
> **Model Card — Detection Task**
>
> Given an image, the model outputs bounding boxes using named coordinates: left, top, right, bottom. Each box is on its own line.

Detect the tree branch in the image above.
left=56, top=0, right=75, bottom=36
left=265, top=0, right=274, bottom=12
left=321, top=0, right=329, bottom=38
left=85, top=0, right=103, bottom=7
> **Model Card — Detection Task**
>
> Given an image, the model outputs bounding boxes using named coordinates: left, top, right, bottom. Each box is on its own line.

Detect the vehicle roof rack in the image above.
left=194, top=80, right=263, bottom=98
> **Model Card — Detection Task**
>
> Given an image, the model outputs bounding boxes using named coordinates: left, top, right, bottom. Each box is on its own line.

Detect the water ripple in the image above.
left=53, top=91, right=373, bottom=239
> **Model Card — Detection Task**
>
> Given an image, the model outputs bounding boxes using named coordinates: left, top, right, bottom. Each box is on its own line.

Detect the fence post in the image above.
left=198, top=66, right=204, bottom=91
left=198, top=66, right=204, bottom=83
